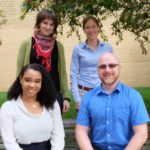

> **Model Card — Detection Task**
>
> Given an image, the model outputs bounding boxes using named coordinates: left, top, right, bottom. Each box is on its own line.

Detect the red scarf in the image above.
left=33, top=31, right=55, bottom=72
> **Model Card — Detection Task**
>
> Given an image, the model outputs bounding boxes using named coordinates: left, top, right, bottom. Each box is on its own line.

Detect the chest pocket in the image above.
left=112, top=105, right=130, bottom=122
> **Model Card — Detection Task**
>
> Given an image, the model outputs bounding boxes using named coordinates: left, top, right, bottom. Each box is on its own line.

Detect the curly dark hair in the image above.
left=35, top=9, right=58, bottom=35
left=7, top=64, right=56, bottom=109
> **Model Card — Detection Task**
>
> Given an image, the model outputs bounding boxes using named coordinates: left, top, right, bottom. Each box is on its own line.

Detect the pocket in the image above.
left=114, top=109, right=129, bottom=120
left=111, top=107, right=130, bottom=144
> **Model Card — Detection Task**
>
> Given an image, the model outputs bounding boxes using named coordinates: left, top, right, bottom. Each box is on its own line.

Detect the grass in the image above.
left=0, top=87, right=150, bottom=119
left=135, top=87, right=150, bottom=115
left=0, top=92, right=7, bottom=106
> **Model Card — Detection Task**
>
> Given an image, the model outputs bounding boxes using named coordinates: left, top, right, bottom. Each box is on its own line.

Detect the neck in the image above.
left=102, top=81, right=118, bottom=94
left=86, top=39, right=98, bottom=50
left=21, top=94, right=37, bottom=104
left=37, top=31, right=49, bottom=38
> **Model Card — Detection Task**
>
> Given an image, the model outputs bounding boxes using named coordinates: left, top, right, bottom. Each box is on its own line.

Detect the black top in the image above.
left=30, top=37, right=60, bottom=92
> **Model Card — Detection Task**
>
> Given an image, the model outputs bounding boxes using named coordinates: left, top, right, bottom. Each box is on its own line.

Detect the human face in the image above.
left=39, top=19, right=55, bottom=36
left=98, top=53, right=120, bottom=87
left=20, top=69, right=42, bottom=99
left=83, top=19, right=100, bottom=40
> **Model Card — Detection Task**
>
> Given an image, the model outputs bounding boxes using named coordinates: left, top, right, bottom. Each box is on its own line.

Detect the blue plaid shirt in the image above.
left=77, top=82, right=150, bottom=150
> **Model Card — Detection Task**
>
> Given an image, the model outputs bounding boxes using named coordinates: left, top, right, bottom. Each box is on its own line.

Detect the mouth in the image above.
left=104, top=74, right=114, bottom=78
left=26, top=89, right=36, bottom=94
left=88, top=33, right=97, bottom=36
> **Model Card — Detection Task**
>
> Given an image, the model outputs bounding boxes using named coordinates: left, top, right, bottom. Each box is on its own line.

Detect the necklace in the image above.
left=33, top=104, right=37, bottom=108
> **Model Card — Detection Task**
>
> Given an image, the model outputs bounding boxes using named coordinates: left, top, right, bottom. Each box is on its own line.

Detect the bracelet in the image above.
left=63, top=97, right=70, bottom=102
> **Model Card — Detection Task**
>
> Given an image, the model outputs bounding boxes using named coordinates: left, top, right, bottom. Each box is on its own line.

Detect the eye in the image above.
left=108, top=64, right=119, bottom=69
left=98, top=65, right=106, bottom=70
left=50, top=23, right=54, bottom=26
left=35, top=80, right=42, bottom=83
left=25, top=79, right=30, bottom=82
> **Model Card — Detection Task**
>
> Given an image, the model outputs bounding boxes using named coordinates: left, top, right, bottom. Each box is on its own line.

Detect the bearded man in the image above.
left=75, top=52, right=150, bottom=150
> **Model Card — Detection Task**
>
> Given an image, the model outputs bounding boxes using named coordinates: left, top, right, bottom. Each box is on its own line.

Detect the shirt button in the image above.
left=108, top=146, right=111, bottom=149
left=108, top=96, right=110, bottom=98
left=107, top=134, right=110, bottom=137
left=107, top=121, right=110, bottom=124
left=107, top=107, right=110, bottom=110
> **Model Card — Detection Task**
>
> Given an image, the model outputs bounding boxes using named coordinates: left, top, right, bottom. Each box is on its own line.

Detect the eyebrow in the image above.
left=24, top=77, right=42, bottom=81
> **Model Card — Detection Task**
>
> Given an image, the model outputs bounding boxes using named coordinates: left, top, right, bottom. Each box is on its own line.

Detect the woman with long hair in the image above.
left=17, top=9, right=70, bottom=112
left=0, top=64, right=64, bottom=150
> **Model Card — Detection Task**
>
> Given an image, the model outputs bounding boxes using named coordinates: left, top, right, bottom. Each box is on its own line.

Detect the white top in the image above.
left=0, top=96, right=65, bottom=150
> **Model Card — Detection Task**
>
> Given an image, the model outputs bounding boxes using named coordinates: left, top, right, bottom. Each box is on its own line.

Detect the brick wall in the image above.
left=0, top=0, right=150, bottom=91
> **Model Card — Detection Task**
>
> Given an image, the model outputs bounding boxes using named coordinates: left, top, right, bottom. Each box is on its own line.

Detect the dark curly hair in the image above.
left=7, top=64, right=56, bottom=109
left=35, top=9, right=58, bottom=35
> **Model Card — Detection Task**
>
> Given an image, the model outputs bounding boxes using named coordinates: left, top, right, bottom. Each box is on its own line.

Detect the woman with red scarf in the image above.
left=17, top=9, right=70, bottom=112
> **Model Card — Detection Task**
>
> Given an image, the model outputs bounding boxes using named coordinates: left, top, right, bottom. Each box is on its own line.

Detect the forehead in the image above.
left=23, top=69, right=42, bottom=79
left=99, top=53, right=118, bottom=65
left=84, top=19, right=98, bottom=26
left=42, top=18, right=53, bottom=23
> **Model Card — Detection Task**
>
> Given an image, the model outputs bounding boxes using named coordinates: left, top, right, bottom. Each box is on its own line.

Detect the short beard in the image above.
left=100, top=75, right=119, bottom=87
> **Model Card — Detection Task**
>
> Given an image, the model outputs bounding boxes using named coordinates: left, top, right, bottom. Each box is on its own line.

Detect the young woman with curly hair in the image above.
left=0, top=64, right=64, bottom=150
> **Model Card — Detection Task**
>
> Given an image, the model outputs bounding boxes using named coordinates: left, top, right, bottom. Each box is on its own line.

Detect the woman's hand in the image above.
left=74, top=102, right=80, bottom=111
left=63, top=100, right=70, bottom=112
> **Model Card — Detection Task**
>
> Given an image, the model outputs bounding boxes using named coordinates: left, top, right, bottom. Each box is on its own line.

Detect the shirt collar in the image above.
left=82, top=40, right=104, bottom=49
left=96, top=81, right=121, bottom=95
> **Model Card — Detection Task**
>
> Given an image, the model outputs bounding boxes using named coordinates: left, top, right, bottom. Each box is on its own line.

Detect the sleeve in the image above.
left=16, top=39, right=30, bottom=76
left=76, top=93, right=91, bottom=126
left=50, top=101, right=65, bottom=150
left=0, top=103, right=23, bottom=150
left=70, top=47, right=81, bottom=102
left=130, top=90, right=150, bottom=126
left=57, top=42, right=70, bottom=98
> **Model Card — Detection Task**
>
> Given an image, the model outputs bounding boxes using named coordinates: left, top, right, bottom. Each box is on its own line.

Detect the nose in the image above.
left=29, top=82, right=35, bottom=88
left=105, top=66, right=111, bottom=72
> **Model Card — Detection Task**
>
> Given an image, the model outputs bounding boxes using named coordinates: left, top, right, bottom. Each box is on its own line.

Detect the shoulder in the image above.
left=101, top=42, right=113, bottom=52
left=73, top=42, right=84, bottom=50
left=20, top=37, right=32, bottom=46
left=56, top=40, right=63, bottom=48
left=56, top=40, right=65, bottom=53
left=0, top=100, right=16, bottom=113
left=49, top=100, right=60, bottom=112
left=72, top=42, right=85, bottom=55
left=120, top=82, right=143, bottom=101
left=88, top=86, right=100, bottom=95
left=53, top=100, right=60, bottom=110
left=82, top=86, right=100, bottom=103
left=48, top=101, right=61, bottom=116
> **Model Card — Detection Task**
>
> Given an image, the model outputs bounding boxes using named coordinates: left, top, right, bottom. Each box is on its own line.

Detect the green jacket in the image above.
left=17, top=37, right=70, bottom=98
